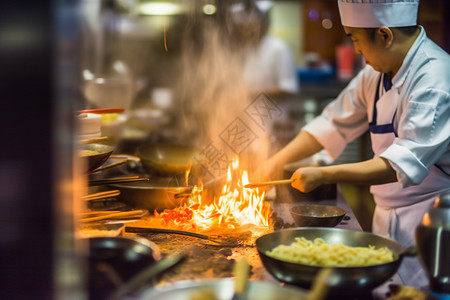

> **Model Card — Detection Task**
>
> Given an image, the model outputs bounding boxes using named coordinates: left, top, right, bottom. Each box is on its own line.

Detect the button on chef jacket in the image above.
left=303, top=25, right=450, bottom=207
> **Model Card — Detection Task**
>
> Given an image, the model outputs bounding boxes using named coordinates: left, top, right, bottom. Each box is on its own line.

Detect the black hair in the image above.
left=364, top=25, right=419, bottom=41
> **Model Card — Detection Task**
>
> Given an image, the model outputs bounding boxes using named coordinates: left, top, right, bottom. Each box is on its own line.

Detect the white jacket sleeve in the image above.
left=303, top=66, right=377, bottom=160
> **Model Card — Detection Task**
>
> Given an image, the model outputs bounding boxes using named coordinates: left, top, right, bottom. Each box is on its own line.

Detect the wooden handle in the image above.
left=244, top=179, right=294, bottom=188
left=233, top=258, right=250, bottom=294
left=80, top=210, right=122, bottom=216
left=81, top=190, right=120, bottom=201
left=78, top=108, right=125, bottom=114
left=81, top=210, right=144, bottom=223
left=88, top=176, right=149, bottom=186
left=307, top=268, right=332, bottom=300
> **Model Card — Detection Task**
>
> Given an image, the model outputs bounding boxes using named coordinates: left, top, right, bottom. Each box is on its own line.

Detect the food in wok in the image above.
left=256, top=227, right=415, bottom=297
left=79, top=143, right=114, bottom=172
left=80, top=149, right=101, bottom=156
left=266, top=236, right=395, bottom=267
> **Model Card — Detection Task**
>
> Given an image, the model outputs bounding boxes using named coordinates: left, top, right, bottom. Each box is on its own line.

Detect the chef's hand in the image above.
left=291, top=167, right=324, bottom=193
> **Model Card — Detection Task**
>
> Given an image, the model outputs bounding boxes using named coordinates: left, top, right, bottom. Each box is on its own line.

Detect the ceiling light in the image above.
left=139, top=2, right=181, bottom=15
left=202, top=4, right=216, bottom=15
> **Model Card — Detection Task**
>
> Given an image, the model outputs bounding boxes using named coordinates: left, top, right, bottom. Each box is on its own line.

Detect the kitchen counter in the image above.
left=268, top=186, right=403, bottom=299
left=120, top=186, right=402, bottom=299
left=269, top=185, right=362, bottom=232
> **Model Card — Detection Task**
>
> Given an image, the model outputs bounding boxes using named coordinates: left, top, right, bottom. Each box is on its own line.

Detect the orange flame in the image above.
left=156, top=158, right=270, bottom=231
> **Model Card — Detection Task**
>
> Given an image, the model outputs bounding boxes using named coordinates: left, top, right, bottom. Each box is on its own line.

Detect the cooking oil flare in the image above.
left=155, top=158, right=270, bottom=232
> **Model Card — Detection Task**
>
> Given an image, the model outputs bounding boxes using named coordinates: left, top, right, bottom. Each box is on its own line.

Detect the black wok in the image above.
left=256, top=227, right=415, bottom=297
left=85, top=236, right=160, bottom=299
left=289, top=204, right=347, bottom=227
left=80, top=143, right=114, bottom=172
left=136, top=144, right=200, bottom=176
left=109, top=176, right=191, bottom=212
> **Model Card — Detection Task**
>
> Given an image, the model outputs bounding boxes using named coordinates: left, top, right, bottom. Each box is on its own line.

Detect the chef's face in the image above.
left=344, top=26, right=392, bottom=73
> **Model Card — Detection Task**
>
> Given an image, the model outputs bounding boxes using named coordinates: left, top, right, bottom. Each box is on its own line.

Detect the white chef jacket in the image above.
left=303, top=26, right=450, bottom=288
left=243, top=34, right=299, bottom=95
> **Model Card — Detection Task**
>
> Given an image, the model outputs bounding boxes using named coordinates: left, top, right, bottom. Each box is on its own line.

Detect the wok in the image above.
left=136, top=144, right=200, bottom=176
left=137, top=278, right=308, bottom=300
left=109, top=176, right=191, bottom=212
left=80, top=143, right=114, bottom=172
left=289, top=204, right=347, bottom=227
left=85, top=236, right=161, bottom=299
left=256, top=227, right=415, bottom=297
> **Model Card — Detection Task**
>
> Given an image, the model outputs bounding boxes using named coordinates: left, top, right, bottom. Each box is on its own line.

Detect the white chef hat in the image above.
left=337, top=0, right=419, bottom=28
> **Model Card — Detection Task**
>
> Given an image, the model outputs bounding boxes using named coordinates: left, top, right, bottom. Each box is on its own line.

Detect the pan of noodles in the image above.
left=255, top=227, right=416, bottom=297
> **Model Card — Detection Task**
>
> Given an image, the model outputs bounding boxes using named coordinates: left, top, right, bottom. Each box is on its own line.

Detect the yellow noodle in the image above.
left=266, top=237, right=394, bottom=267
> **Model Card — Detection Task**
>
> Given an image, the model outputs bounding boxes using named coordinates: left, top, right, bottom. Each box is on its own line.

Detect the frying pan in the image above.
left=109, top=176, right=191, bottom=212
left=80, top=143, right=114, bottom=172
left=289, top=204, right=347, bottom=227
left=136, top=144, right=200, bottom=176
left=255, top=227, right=416, bottom=297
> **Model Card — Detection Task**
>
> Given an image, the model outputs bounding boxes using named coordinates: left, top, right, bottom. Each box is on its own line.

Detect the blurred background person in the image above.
left=230, top=0, right=299, bottom=100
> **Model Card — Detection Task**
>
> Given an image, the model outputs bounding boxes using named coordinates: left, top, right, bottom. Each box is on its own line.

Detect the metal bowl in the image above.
left=289, top=204, right=346, bottom=227
left=138, top=278, right=308, bottom=300
left=256, top=227, right=410, bottom=297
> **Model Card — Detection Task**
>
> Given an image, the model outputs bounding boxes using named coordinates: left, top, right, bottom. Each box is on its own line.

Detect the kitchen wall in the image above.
left=268, top=1, right=304, bottom=66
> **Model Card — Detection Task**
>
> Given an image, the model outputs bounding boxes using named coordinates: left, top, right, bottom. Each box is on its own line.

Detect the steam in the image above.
left=176, top=20, right=248, bottom=143
left=173, top=2, right=271, bottom=173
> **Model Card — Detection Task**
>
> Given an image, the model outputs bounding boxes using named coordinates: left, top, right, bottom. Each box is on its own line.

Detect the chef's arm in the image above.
left=291, top=157, right=398, bottom=193
left=265, top=130, right=324, bottom=179
left=322, top=157, right=397, bottom=185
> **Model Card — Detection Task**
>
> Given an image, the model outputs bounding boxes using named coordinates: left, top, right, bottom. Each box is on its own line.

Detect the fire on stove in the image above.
left=128, top=158, right=272, bottom=237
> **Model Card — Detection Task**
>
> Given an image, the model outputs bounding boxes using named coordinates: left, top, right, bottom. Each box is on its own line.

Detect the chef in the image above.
left=263, top=0, right=450, bottom=288
left=229, top=1, right=299, bottom=100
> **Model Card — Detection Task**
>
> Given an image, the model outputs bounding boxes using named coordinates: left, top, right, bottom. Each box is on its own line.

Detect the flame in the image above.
left=155, top=158, right=270, bottom=231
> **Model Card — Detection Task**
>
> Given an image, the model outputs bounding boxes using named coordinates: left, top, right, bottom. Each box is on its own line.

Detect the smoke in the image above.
left=175, top=9, right=247, bottom=143
left=172, top=2, right=272, bottom=174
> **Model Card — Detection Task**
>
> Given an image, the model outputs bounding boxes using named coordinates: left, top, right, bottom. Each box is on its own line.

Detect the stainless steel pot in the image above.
left=415, top=192, right=450, bottom=294
left=255, top=227, right=415, bottom=297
